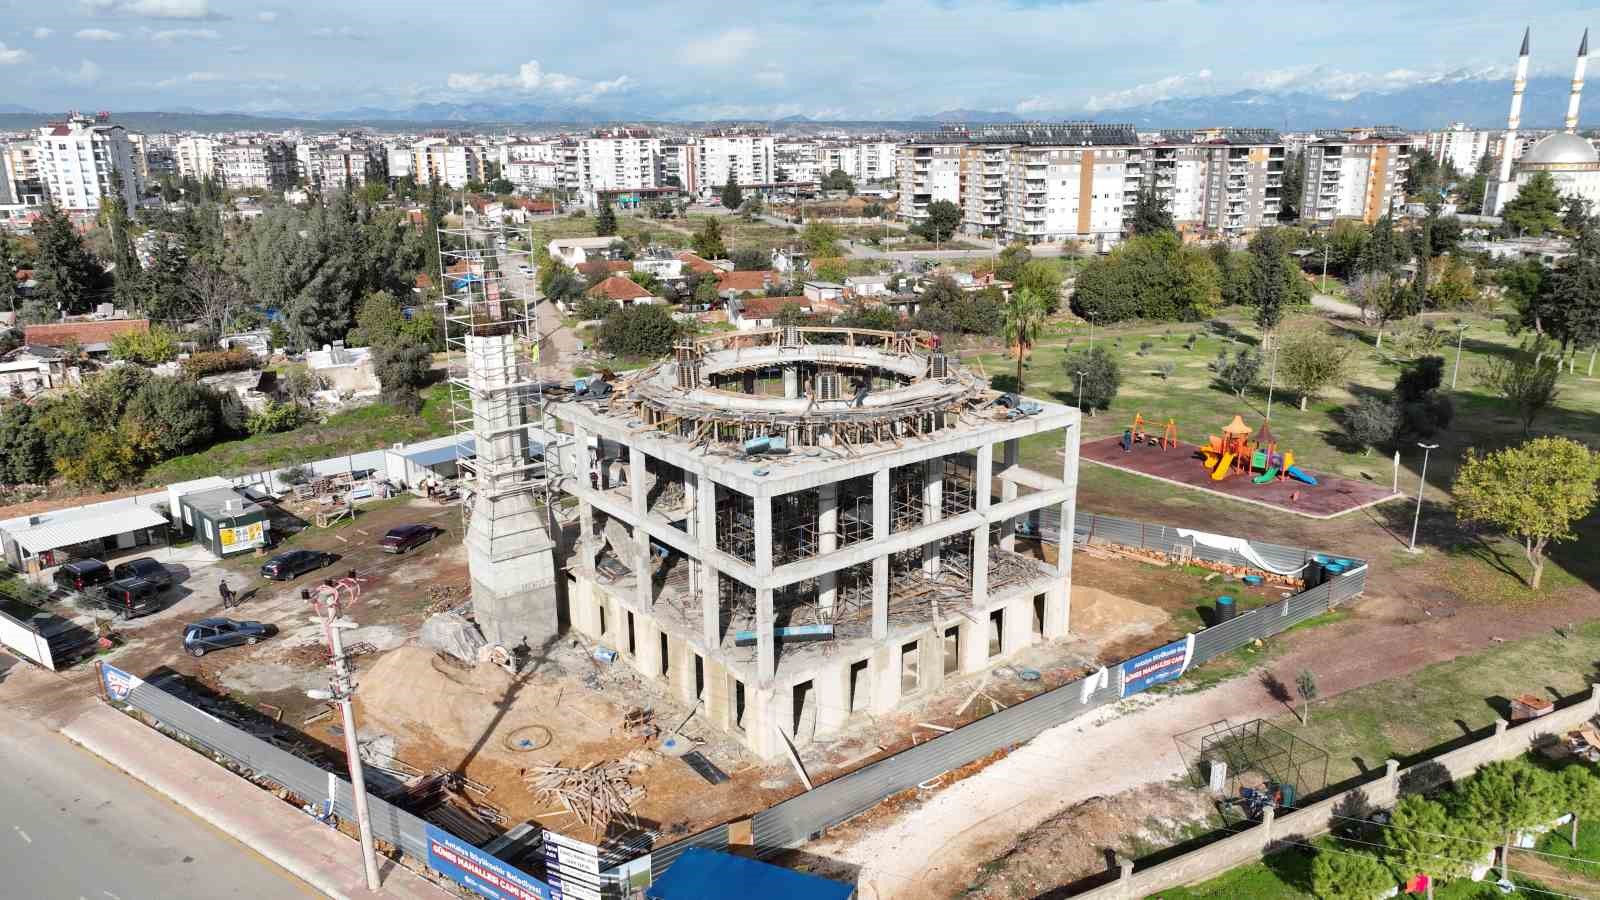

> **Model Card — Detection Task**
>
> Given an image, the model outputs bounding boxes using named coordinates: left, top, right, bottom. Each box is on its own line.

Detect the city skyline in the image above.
left=0, top=0, right=1596, bottom=122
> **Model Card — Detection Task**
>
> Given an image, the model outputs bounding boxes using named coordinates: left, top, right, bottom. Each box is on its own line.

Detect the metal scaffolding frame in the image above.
left=941, top=453, right=977, bottom=518
left=439, top=213, right=558, bottom=534
left=890, top=464, right=926, bottom=534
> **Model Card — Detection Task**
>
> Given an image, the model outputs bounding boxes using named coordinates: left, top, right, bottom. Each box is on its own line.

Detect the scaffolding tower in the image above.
left=440, top=213, right=561, bottom=644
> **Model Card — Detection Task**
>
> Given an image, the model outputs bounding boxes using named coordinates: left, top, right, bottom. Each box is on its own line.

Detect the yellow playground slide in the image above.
left=1211, top=451, right=1234, bottom=480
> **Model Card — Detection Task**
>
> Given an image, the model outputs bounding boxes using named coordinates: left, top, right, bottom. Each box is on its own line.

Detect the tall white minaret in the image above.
left=1500, top=27, right=1531, bottom=185
left=1566, top=28, right=1590, bottom=133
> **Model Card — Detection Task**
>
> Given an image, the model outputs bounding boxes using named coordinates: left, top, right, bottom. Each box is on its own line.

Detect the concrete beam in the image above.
left=923, top=457, right=944, bottom=575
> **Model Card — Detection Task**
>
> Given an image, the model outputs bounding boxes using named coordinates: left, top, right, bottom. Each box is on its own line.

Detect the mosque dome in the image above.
left=1522, top=132, right=1600, bottom=165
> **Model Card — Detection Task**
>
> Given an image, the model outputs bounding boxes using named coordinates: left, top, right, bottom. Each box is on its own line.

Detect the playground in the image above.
left=1079, top=413, right=1400, bottom=519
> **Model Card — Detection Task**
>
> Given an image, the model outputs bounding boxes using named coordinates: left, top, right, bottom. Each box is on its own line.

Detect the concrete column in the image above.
left=1059, top=421, right=1081, bottom=585
left=571, top=577, right=598, bottom=638
left=1261, top=805, right=1276, bottom=844
left=578, top=499, right=598, bottom=570
left=1043, top=582, right=1070, bottom=639
left=922, top=457, right=944, bottom=575
left=976, top=442, right=993, bottom=512
left=1494, top=717, right=1509, bottom=750
left=959, top=618, right=988, bottom=673
left=1004, top=596, right=1032, bottom=652
left=636, top=616, right=663, bottom=681
left=783, top=367, right=799, bottom=399
left=696, top=474, right=721, bottom=648
left=635, top=529, right=653, bottom=609
left=971, top=524, right=990, bottom=608
left=1000, top=439, right=1019, bottom=551
left=871, top=468, right=890, bottom=641
left=872, top=644, right=902, bottom=713
left=746, top=687, right=779, bottom=761
left=817, top=483, right=839, bottom=615
left=815, top=660, right=851, bottom=738
left=770, top=681, right=796, bottom=739
left=668, top=638, right=698, bottom=704
left=921, top=626, right=946, bottom=694
left=1384, top=758, right=1401, bottom=801
left=754, top=494, right=773, bottom=574
left=703, top=658, right=731, bottom=729
left=629, top=450, right=647, bottom=516
left=756, top=586, right=775, bottom=684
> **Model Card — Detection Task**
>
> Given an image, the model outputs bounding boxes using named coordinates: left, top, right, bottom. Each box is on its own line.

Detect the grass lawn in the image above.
left=1534, top=818, right=1600, bottom=880
left=142, top=384, right=453, bottom=484
left=1260, top=620, right=1600, bottom=787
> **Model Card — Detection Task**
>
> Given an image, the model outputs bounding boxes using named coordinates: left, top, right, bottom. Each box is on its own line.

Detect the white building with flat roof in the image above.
left=37, top=116, right=140, bottom=215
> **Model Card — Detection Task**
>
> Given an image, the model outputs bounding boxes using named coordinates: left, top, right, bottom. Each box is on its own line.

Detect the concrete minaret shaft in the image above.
left=1567, top=29, right=1590, bottom=133
left=1501, top=27, right=1531, bottom=185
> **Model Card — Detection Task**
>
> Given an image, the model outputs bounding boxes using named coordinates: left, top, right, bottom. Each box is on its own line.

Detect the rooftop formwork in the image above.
left=550, top=327, right=1081, bottom=760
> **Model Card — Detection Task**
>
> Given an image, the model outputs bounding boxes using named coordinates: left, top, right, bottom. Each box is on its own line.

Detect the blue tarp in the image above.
left=645, top=849, right=854, bottom=900
left=403, top=441, right=473, bottom=469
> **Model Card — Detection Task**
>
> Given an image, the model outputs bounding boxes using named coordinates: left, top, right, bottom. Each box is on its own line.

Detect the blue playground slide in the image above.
left=1285, top=465, right=1318, bottom=486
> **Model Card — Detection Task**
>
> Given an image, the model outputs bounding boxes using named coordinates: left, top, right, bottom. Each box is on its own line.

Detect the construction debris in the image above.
left=524, top=761, right=644, bottom=835
left=623, top=707, right=660, bottom=741
left=420, top=611, right=488, bottom=664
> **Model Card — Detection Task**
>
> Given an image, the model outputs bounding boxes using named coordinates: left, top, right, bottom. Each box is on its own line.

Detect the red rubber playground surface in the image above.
left=1079, top=435, right=1402, bottom=519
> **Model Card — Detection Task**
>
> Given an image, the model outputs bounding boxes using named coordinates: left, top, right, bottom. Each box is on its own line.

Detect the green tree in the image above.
left=595, top=199, right=618, bottom=237
left=995, top=243, right=1032, bottom=283
left=245, top=400, right=309, bottom=435
left=834, top=302, right=901, bottom=331
left=1015, top=259, right=1065, bottom=313
left=1357, top=214, right=1400, bottom=277
left=1348, top=271, right=1416, bottom=350
left=1248, top=229, right=1291, bottom=331
left=121, top=377, right=222, bottom=461
left=1459, top=153, right=1494, bottom=215
left=1278, top=150, right=1303, bottom=221
left=32, top=203, right=104, bottom=315
left=1412, top=219, right=1432, bottom=312
left=1061, top=345, right=1120, bottom=414
left=1295, top=669, right=1318, bottom=725
left=56, top=430, right=141, bottom=489
left=0, top=402, right=51, bottom=485
left=916, top=200, right=962, bottom=244
left=1280, top=328, right=1354, bottom=410
left=814, top=258, right=848, bottom=284
left=820, top=169, right=854, bottom=193
left=1405, top=147, right=1442, bottom=199
left=1453, top=759, right=1566, bottom=841
left=1501, top=171, right=1565, bottom=237
left=0, top=236, right=17, bottom=313
left=597, top=303, right=681, bottom=358
left=774, top=302, right=808, bottom=328
left=739, top=196, right=764, bottom=220
left=1428, top=255, right=1480, bottom=309
left=1545, top=224, right=1600, bottom=353
left=372, top=343, right=432, bottom=413
left=1073, top=231, right=1220, bottom=323
left=138, top=233, right=191, bottom=321
left=1345, top=394, right=1399, bottom=454
left=692, top=217, right=727, bottom=259
left=802, top=222, right=842, bottom=257
left=1001, top=287, right=1048, bottom=392
left=720, top=173, right=743, bottom=210
left=109, top=327, right=180, bottom=365
left=1213, top=348, right=1263, bottom=398
left=1454, top=435, right=1600, bottom=589
left=1382, top=795, right=1479, bottom=881
left=1310, top=850, right=1393, bottom=900
left=488, top=176, right=515, bottom=195
left=1128, top=186, right=1176, bottom=237
left=1477, top=336, right=1562, bottom=434
left=728, top=247, right=769, bottom=271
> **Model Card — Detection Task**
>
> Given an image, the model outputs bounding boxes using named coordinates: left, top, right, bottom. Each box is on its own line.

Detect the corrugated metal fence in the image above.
left=106, top=509, right=1367, bottom=891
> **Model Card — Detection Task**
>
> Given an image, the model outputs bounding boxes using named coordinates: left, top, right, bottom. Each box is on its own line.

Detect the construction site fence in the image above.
left=647, top=514, right=1368, bottom=878
left=98, top=663, right=437, bottom=865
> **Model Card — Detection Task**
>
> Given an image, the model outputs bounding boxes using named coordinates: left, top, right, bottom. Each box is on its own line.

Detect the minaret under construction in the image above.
left=1496, top=27, right=1531, bottom=189
left=1567, top=28, right=1590, bottom=133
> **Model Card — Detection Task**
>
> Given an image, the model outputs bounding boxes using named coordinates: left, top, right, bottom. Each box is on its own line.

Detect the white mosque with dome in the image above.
left=1486, top=29, right=1600, bottom=217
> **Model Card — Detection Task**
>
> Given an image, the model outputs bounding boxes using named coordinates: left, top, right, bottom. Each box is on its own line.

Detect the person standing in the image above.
left=219, top=580, right=235, bottom=609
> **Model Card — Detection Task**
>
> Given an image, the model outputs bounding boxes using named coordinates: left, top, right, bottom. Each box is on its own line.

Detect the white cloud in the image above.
left=155, top=70, right=224, bottom=88
left=151, top=27, right=220, bottom=42
left=680, top=28, right=757, bottom=66
left=32, top=27, right=54, bottom=39
left=75, top=28, right=124, bottom=41
left=446, top=60, right=585, bottom=94
left=1084, top=68, right=1213, bottom=112
left=0, top=43, right=29, bottom=65
left=310, top=26, right=356, bottom=39
left=753, top=67, right=786, bottom=87
left=255, top=11, right=277, bottom=23
left=71, top=60, right=103, bottom=84
left=1248, top=63, right=1511, bottom=100
left=226, top=44, right=249, bottom=54
left=84, top=0, right=220, bottom=19
left=577, top=75, right=635, bottom=103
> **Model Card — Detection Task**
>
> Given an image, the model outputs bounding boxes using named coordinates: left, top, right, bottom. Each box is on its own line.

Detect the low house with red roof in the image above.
left=24, top=318, right=150, bottom=357
left=675, top=251, right=722, bottom=275
left=729, top=296, right=818, bottom=330
left=585, top=275, right=663, bottom=309
left=576, top=259, right=633, bottom=279
left=715, top=269, right=782, bottom=298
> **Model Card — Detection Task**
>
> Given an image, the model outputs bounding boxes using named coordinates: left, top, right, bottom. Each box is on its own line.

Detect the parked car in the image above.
left=380, top=524, right=437, bottom=554
left=259, top=549, right=332, bottom=581
left=182, top=618, right=274, bottom=657
left=112, top=557, right=173, bottom=589
left=52, top=559, right=113, bottom=593
left=96, top=578, right=164, bottom=619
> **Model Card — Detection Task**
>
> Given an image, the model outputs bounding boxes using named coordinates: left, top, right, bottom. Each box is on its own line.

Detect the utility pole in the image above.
left=1320, top=244, right=1329, bottom=292
left=309, top=578, right=381, bottom=891
left=1087, top=311, right=1097, bottom=352
left=1076, top=369, right=1087, bottom=412
left=1451, top=321, right=1468, bottom=389
left=1264, top=333, right=1280, bottom=421
left=1408, top=442, right=1439, bottom=554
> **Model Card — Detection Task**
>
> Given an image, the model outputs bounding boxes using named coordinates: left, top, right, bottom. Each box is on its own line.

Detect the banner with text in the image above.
left=1119, top=635, right=1193, bottom=697
left=99, top=661, right=145, bottom=701
left=426, top=823, right=552, bottom=900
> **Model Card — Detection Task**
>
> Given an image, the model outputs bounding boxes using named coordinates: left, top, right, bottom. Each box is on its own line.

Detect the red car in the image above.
left=380, top=524, right=438, bottom=554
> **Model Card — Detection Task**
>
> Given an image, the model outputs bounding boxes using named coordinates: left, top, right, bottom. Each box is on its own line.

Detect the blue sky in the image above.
left=0, top=0, right=1596, bottom=118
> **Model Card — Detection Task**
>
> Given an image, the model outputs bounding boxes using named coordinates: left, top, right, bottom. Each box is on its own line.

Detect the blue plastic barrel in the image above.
left=1217, top=595, right=1237, bottom=621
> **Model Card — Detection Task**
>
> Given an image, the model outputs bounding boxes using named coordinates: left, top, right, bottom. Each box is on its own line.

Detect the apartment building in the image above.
left=37, top=115, right=140, bottom=215
left=298, top=141, right=380, bottom=191
left=411, top=139, right=485, bottom=189
left=1, top=140, right=46, bottom=205
left=174, top=136, right=218, bottom=181
left=820, top=141, right=897, bottom=184
left=958, top=139, right=1010, bottom=237
left=1299, top=128, right=1411, bottom=225
left=1422, top=123, right=1493, bottom=174
left=775, top=140, right=819, bottom=185
left=504, top=159, right=560, bottom=192
left=1140, top=129, right=1286, bottom=237
left=385, top=147, right=414, bottom=180
left=657, top=140, right=697, bottom=194
left=579, top=134, right=659, bottom=192
left=897, top=136, right=963, bottom=228
left=695, top=133, right=775, bottom=197
left=217, top=141, right=292, bottom=191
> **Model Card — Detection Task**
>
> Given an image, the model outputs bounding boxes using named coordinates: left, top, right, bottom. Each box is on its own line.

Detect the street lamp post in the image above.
left=1450, top=321, right=1468, bottom=390
left=310, top=579, right=381, bottom=891
left=1408, top=442, right=1439, bottom=554
left=1320, top=245, right=1329, bottom=293
left=1264, top=334, right=1280, bottom=421
left=1087, top=312, right=1097, bottom=352
left=1076, top=369, right=1087, bottom=412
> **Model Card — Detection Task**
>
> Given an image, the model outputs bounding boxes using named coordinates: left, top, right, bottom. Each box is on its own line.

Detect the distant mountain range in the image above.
left=0, top=74, right=1584, bottom=132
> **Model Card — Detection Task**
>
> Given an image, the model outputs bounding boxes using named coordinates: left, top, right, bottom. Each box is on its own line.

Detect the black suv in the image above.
left=259, top=549, right=332, bottom=581
left=380, top=524, right=437, bottom=554
left=96, top=578, right=163, bottom=619
left=182, top=618, right=274, bottom=657
left=53, top=559, right=113, bottom=593
left=112, top=557, right=173, bottom=589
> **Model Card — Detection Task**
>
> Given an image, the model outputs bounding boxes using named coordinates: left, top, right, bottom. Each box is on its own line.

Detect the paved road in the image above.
left=0, top=699, right=315, bottom=900
left=1311, top=292, right=1365, bottom=319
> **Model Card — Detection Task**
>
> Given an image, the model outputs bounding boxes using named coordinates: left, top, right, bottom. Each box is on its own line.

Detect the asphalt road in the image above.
left=0, top=705, right=316, bottom=900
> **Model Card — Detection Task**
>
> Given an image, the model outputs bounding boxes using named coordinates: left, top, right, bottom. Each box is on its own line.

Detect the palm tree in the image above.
left=1002, top=287, right=1047, bottom=392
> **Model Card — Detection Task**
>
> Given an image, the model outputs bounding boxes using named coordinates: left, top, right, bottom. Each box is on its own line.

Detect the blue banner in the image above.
left=99, top=661, right=144, bottom=701
left=425, top=823, right=553, bottom=900
left=1120, top=636, right=1192, bottom=697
